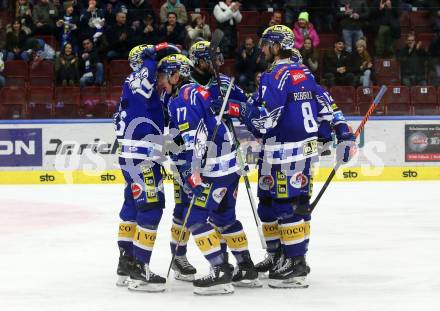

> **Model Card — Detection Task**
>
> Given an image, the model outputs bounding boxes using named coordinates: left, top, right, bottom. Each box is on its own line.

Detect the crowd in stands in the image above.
left=1, top=0, right=440, bottom=117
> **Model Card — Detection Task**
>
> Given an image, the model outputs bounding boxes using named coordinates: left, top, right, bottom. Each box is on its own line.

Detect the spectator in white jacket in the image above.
left=185, top=13, right=211, bottom=49
left=213, top=0, right=242, bottom=57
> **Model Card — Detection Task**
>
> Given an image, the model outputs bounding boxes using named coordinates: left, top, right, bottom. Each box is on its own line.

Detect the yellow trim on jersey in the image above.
left=193, top=229, right=221, bottom=256
left=221, top=230, right=249, bottom=252
left=280, top=221, right=305, bottom=246
left=133, top=226, right=157, bottom=251
left=171, top=222, right=190, bottom=245
left=262, top=221, right=280, bottom=241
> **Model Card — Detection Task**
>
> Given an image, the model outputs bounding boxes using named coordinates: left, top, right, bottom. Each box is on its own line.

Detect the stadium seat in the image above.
left=374, top=58, right=400, bottom=85
left=27, top=86, right=55, bottom=119
left=81, top=86, right=106, bottom=118
left=54, top=86, right=81, bottom=118
left=0, top=86, right=27, bottom=119
left=399, top=11, right=411, bottom=34
left=220, top=58, right=236, bottom=78
left=417, top=33, right=436, bottom=49
left=105, top=86, right=123, bottom=117
left=241, top=11, right=260, bottom=26
left=410, top=86, right=438, bottom=115
left=356, top=86, right=384, bottom=116
left=237, top=25, right=259, bottom=34
left=261, top=11, right=274, bottom=25
left=108, top=60, right=130, bottom=86
left=329, top=86, right=357, bottom=115
left=318, top=34, right=337, bottom=49
left=3, top=60, right=28, bottom=86
left=409, top=11, right=433, bottom=33
left=383, top=86, right=410, bottom=115
left=29, top=61, right=54, bottom=86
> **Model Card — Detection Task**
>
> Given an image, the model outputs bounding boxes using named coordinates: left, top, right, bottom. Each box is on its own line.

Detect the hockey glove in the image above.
left=336, top=132, right=357, bottom=163
left=181, top=167, right=209, bottom=198
left=141, top=43, right=181, bottom=61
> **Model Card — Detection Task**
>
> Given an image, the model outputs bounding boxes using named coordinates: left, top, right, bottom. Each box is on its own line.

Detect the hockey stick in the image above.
left=308, top=85, right=387, bottom=213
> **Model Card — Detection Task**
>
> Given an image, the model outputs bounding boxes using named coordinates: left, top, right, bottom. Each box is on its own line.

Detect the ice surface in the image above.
left=1, top=182, right=440, bottom=311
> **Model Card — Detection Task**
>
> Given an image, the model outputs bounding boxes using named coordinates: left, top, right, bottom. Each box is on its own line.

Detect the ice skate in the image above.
left=116, top=248, right=134, bottom=287
left=268, top=256, right=309, bottom=289
left=128, top=260, right=166, bottom=292
left=193, top=263, right=234, bottom=296
left=172, top=255, right=197, bottom=282
left=232, top=255, right=262, bottom=288
left=254, top=251, right=281, bottom=279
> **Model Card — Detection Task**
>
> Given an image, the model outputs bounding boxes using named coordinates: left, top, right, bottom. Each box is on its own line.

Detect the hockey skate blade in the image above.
left=268, top=276, right=309, bottom=289
left=233, top=278, right=263, bottom=288
left=257, top=272, right=269, bottom=280
left=174, top=271, right=195, bottom=282
left=128, top=280, right=166, bottom=293
left=116, top=275, right=131, bottom=287
left=193, top=283, right=234, bottom=296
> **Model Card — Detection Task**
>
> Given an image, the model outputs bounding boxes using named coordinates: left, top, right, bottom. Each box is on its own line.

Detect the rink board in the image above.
left=0, top=117, right=439, bottom=184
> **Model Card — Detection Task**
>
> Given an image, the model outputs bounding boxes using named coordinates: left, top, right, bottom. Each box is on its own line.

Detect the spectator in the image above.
left=127, top=0, right=156, bottom=28
left=79, top=0, right=105, bottom=43
left=429, top=9, right=440, bottom=86
left=158, top=12, right=186, bottom=48
left=337, top=0, right=369, bottom=53
left=258, top=0, right=284, bottom=10
left=322, top=37, right=355, bottom=86
left=130, top=13, right=159, bottom=46
left=0, top=52, right=5, bottom=87
left=106, top=12, right=130, bottom=60
left=257, top=11, right=282, bottom=37
left=397, top=33, right=428, bottom=86
left=186, top=13, right=211, bottom=49
left=160, top=0, right=188, bottom=25
left=78, top=37, right=104, bottom=87
left=55, top=42, right=80, bottom=85
left=213, top=0, right=242, bottom=58
left=284, top=0, right=308, bottom=26
left=5, top=19, right=30, bottom=61
left=373, top=0, right=400, bottom=58
left=15, top=0, right=34, bottom=35
left=299, top=37, right=319, bottom=78
left=309, top=0, right=336, bottom=32
left=293, top=11, right=320, bottom=49
left=56, top=2, right=79, bottom=51
left=32, top=0, right=58, bottom=35
left=103, top=0, right=128, bottom=26
left=352, top=38, right=373, bottom=86
left=25, top=38, right=56, bottom=62
left=236, top=36, right=265, bottom=92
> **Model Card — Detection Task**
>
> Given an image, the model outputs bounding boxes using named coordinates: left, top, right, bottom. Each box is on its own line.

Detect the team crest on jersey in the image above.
left=289, top=69, right=307, bottom=85
left=275, top=66, right=288, bottom=80
left=251, top=107, right=283, bottom=131
left=131, top=183, right=143, bottom=199
left=194, top=120, right=208, bottom=158
left=258, top=175, right=274, bottom=191
left=212, top=187, right=227, bottom=203
left=196, top=86, right=210, bottom=100
left=290, top=172, right=309, bottom=189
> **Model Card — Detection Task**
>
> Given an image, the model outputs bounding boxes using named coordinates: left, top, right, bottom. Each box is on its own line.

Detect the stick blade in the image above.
left=209, top=29, right=224, bottom=61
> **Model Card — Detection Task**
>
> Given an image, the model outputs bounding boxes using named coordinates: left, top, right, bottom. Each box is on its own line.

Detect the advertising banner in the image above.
left=405, top=124, right=440, bottom=162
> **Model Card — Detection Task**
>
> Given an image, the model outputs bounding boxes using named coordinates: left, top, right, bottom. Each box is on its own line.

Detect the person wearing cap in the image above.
left=293, top=11, right=320, bottom=49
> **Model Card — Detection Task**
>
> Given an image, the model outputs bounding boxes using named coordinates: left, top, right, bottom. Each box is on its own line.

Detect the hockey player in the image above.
left=158, top=53, right=259, bottom=295
left=187, top=40, right=261, bottom=287
left=210, top=25, right=356, bottom=288
left=114, top=43, right=179, bottom=292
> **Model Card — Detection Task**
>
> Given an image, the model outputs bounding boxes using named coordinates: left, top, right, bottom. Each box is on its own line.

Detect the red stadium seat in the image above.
left=409, top=11, right=433, bottom=33
left=220, top=58, right=236, bottom=78
left=374, top=58, right=400, bottom=85
left=27, top=86, right=55, bottom=119
left=241, top=11, right=260, bottom=26
left=329, top=86, right=357, bottom=115
left=417, top=33, right=435, bottom=49
left=105, top=86, right=123, bottom=117
left=29, top=61, right=54, bottom=86
left=356, top=86, right=384, bottom=116
left=399, top=11, right=411, bottom=34
left=81, top=86, right=106, bottom=118
left=0, top=86, right=27, bottom=119
left=3, top=60, right=28, bottom=86
left=410, top=86, right=438, bottom=115
left=318, top=34, right=337, bottom=49
left=237, top=25, right=259, bottom=34
left=261, top=11, right=275, bottom=25
left=383, top=86, right=410, bottom=115
left=108, top=60, right=131, bottom=86
left=54, top=86, right=81, bottom=118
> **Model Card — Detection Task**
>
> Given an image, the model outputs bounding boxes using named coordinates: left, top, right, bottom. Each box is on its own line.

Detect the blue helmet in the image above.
left=260, top=25, right=295, bottom=51
left=189, top=40, right=224, bottom=66
left=158, top=54, right=193, bottom=78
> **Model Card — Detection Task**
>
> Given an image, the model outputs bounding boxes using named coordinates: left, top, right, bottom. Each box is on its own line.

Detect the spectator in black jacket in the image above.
left=373, top=0, right=400, bottom=58
left=397, top=33, right=428, bottom=86
left=322, top=37, right=356, bottom=86
left=106, top=12, right=131, bottom=60
left=129, top=13, right=159, bottom=47
left=5, top=19, right=30, bottom=61
left=158, top=12, right=186, bottom=48
left=236, top=36, right=265, bottom=92
left=127, top=0, right=156, bottom=28
left=337, top=0, right=369, bottom=53
left=78, top=37, right=104, bottom=87
left=79, top=0, right=105, bottom=43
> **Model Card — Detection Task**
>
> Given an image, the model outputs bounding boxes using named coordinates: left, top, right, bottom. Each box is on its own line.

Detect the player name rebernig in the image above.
left=293, top=91, right=313, bottom=101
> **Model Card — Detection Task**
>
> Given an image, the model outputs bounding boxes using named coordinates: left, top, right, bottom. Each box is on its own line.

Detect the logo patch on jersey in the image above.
left=178, top=122, right=189, bottom=131
left=275, top=65, right=288, bottom=80
left=196, top=86, right=210, bottom=100
left=194, top=120, right=208, bottom=159
left=303, top=140, right=318, bottom=156
left=131, top=183, right=143, bottom=199
left=258, top=175, right=274, bottom=191
left=212, top=187, right=227, bottom=204
left=290, top=172, right=308, bottom=189
left=251, top=107, right=283, bottom=132
left=289, top=69, right=307, bottom=85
